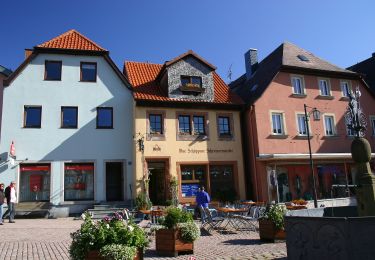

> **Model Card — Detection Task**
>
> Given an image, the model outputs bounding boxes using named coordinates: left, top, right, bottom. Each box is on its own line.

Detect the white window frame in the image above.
left=318, top=78, right=331, bottom=96
left=340, top=80, right=352, bottom=97
left=270, top=111, right=286, bottom=135
left=346, top=125, right=355, bottom=137
left=291, top=75, right=305, bottom=95
left=296, top=113, right=308, bottom=136
left=370, top=116, right=375, bottom=136
left=323, top=114, right=336, bottom=136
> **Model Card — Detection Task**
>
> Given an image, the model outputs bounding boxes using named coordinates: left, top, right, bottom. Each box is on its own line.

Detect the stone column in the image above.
left=351, top=137, right=375, bottom=216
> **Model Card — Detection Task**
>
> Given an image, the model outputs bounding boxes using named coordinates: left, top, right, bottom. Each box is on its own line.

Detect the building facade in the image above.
left=231, top=42, right=375, bottom=203
left=0, top=65, right=12, bottom=137
left=348, top=52, right=375, bottom=93
left=0, top=30, right=133, bottom=214
left=125, top=51, right=246, bottom=204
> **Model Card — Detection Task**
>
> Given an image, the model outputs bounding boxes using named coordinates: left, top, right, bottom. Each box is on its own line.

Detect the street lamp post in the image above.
left=304, top=104, right=320, bottom=208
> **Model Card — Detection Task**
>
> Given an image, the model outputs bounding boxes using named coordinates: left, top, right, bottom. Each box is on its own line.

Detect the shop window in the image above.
left=180, top=165, right=206, bottom=197
left=209, top=165, right=236, bottom=202
left=64, top=163, right=94, bottom=201
left=61, top=106, right=78, bottom=128
left=80, top=62, right=97, bottom=82
left=97, top=107, right=113, bottom=129
left=317, top=165, right=348, bottom=199
left=19, top=164, right=50, bottom=202
left=24, top=106, right=42, bottom=128
left=45, top=60, right=62, bottom=81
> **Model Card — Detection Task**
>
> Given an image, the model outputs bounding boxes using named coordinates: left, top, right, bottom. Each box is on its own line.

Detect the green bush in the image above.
left=177, top=222, right=200, bottom=242
left=69, top=212, right=149, bottom=260
left=260, top=204, right=287, bottom=230
left=100, top=244, right=137, bottom=260
left=163, top=207, right=193, bottom=229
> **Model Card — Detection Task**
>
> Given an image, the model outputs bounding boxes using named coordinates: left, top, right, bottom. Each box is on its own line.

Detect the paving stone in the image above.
left=0, top=218, right=287, bottom=259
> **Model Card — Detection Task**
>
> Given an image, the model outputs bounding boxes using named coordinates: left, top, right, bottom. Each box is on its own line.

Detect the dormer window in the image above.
left=180, top=75, right=204, bottom=93
left=181, top=75, right=202, bottom=87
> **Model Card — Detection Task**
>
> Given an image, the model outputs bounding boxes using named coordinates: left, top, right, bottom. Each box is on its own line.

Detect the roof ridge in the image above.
left=124, top=60, right=162, bottom=66
left=36, top=29, right=107, bottom=51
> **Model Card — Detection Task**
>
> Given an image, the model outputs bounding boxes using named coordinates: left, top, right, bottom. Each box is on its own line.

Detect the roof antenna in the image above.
left=227, top=64, right=233, bottom=83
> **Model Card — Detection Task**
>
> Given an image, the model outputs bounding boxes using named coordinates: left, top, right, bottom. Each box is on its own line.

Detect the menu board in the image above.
left=181, top=184, right=199, bottom=197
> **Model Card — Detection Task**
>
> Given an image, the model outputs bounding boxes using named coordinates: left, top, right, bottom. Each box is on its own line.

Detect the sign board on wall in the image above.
left=181, top=184, right=199, bottom=197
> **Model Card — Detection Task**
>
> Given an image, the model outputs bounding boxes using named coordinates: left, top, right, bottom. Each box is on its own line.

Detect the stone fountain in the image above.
left=285, top=88, right=375, bottom=260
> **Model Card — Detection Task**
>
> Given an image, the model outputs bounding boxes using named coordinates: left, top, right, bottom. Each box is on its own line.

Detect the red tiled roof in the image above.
left=124, top=61, right=243, bottom=105
left=36, top=29, right=107, bottom=52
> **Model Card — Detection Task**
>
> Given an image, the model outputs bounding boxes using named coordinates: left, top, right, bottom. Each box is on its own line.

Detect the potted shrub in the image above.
left=135, top=193, right=152, bottom=210
left=69, top=212, right=149, bottom=260
left=155, top=207, right=200, bottom=257
left=258, top=204, right=287, bottom=242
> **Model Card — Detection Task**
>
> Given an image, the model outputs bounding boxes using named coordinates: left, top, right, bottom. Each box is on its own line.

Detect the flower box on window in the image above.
left=180, top=84, right=205, bottom=93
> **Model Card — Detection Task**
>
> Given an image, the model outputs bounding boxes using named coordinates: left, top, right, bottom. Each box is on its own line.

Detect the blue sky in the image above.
left=1, top=0, right=375, bottom=82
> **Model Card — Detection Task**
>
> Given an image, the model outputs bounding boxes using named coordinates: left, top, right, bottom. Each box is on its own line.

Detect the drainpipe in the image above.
left=249, top=105, right=260, bottom=201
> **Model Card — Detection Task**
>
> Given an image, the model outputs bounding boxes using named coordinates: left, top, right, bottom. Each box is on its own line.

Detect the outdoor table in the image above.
left=215, top=207, right=248, bottom=231
left=139, top=209, right=164, bottom=224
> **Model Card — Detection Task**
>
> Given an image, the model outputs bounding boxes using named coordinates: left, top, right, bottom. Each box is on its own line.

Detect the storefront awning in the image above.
left=257, top=153, right=375, bottom=161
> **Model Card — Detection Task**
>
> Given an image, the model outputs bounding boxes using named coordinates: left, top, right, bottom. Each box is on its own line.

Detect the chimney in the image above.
left=25, top=49, right=33, bottom=60
left=245, top=49, right=258, bottom=80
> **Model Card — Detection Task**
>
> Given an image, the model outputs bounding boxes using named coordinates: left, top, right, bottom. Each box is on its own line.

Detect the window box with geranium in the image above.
left=69, top=212, right=149, bottom=260
left=156, top=207, right=200, bottom=257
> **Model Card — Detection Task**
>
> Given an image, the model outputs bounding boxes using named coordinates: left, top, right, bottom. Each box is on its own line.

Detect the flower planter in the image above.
left=155, top=228, right=194, bottom=257
left=86, top=248, right=144, bottom=260
left=258, top=219, right=285, bottom=242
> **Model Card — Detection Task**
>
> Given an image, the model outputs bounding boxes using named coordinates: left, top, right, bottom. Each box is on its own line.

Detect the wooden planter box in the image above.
left=86, top=248, right=143, bottom=260
left=258, top=219, right=286, bottom=242
left=155, top=228, right=194, bottom=257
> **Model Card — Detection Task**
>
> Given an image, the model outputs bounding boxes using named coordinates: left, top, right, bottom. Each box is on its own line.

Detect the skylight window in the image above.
left=297, top=55, right=309, bottom=62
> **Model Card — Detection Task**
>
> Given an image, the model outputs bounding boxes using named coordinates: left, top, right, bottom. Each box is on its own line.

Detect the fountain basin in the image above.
left=285, top=206, right=375, bottom=260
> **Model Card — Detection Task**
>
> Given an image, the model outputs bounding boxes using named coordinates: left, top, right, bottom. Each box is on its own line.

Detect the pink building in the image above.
left=231, top=42, right=375, bottom=203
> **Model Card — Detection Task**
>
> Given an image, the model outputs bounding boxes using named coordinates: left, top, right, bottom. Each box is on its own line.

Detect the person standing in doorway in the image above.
left=196, top=186, right=211, bottom=223
left=0, top=183, right=5, bottom=225
left=4, top=181, right=17, bottom=223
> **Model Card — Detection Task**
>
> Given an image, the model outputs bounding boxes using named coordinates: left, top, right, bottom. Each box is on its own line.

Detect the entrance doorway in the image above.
left=147, top=161, right=167, bottom=205
left=106, top=162, right=123, bottom=201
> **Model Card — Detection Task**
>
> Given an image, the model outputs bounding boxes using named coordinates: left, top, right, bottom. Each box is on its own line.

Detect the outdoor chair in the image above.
left=237, top=206, right=265, bottom=231
left=201, top=207, right=225, bottom=234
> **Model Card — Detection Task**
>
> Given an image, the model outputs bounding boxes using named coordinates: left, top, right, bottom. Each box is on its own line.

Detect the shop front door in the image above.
left=106, top=162, right=123, bottom=201
left=148, top=162, right=167, bottom=205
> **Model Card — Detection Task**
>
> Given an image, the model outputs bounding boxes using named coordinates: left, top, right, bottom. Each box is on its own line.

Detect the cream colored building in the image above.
left=125, top=51, right=246, bottom=204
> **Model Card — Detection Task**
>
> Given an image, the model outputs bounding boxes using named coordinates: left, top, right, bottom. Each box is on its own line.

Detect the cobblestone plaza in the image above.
left=0, top=218, right=286, bottom=260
